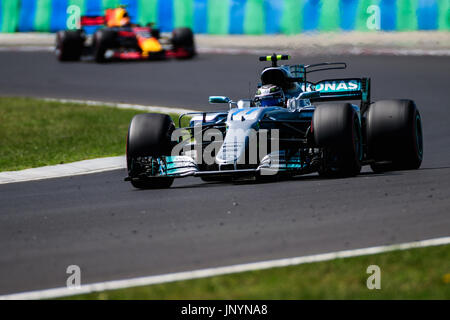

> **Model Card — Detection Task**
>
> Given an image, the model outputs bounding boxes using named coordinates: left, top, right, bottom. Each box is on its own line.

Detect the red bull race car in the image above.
left=56, top=6, right=196, bottom=63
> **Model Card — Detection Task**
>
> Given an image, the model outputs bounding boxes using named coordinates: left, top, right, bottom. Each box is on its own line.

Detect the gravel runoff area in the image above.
left=0, top=31, right=449, bottom=55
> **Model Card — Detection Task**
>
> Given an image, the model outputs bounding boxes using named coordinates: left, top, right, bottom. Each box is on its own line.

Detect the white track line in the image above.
left=1, top=236, right=449, bottom=300
left=43, top=98, right=200, bottom=115
left=0, top=99, right=198, bottom=185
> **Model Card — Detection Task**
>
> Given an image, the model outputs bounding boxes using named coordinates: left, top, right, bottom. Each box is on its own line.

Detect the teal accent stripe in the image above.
left=138, top=0, right=158, bottom=26
left=174, top=0, right=193, bottom=28
left=34, top=0, right=52, bottom=31
left=102, top=0, right=120, bottom=11
left=396, top=0, right=418, bottom=31
left=437, top=0, right=449, bottom=30
left=1, top=0, right=20, bottom=32
left=207, top=0, right=229, bottom=34
left=68, top=0, right=86, bottom=15
left=281, top=0, right=303, bottom=34
left=244, top=0, right=265, bottom=35
left=319, top=0, right=340, bottom=31
left=355, top=0, right=380, bottom=31
left=0, top=0, right=2, bottom=30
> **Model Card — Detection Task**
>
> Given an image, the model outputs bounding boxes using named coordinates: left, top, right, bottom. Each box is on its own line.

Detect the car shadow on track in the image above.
left=164, top=170, right=405, bottom=190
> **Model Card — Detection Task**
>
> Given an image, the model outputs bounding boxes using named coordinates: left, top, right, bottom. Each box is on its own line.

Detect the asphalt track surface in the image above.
left=0, top=52, right=449, bottom=295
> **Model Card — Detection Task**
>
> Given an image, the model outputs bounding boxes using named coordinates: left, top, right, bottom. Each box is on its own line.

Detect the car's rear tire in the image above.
left=127, top=113, right=175, bottom=189
left=56, top=30, right=84, bottom=61
left=313, top=103, right=362, bottom=177
left=366, top=99, right=423, bottom=173
left=93, top=29, right=116, bottom=63
left=171, top=27, right=196, bottom=59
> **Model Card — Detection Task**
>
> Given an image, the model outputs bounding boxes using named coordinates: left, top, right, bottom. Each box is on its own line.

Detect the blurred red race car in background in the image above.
left=56, top=6, right=196, bottom=63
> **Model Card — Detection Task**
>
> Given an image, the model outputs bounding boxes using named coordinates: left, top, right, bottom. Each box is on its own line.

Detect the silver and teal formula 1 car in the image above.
left=125, top=54, right=423, bottom=189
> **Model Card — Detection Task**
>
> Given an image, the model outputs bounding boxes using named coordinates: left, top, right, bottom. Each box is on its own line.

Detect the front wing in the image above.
left=111, top=47, right=193, bottom=60
left=125, top=151, right=314, bottom=182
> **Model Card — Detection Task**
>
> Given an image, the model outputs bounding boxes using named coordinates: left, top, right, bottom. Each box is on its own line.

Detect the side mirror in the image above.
left=209, top=96, right=231, bottom=104
left=298, top=91, right=320, bottom=99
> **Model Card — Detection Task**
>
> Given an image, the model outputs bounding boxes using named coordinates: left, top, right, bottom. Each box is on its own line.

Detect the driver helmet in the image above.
left=107, top=7, right=131, bottom=27
left=255, top=84, right=285, bottom=107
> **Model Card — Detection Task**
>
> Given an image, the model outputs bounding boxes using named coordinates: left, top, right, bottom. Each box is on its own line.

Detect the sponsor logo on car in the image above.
left=302, top=80, right=360, bottom=92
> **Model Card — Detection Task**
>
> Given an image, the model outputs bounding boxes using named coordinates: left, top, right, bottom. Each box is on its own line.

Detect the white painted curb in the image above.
left=0, top=99, right=198, bottom=185
left=0, top=236, right=449, bottom=300
left=0, top=156, right=126, bottom=185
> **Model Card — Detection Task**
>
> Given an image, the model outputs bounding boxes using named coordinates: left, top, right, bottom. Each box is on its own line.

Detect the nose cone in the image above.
left=216, top=136, right=246, bottom=164
left=139, top=38, right=162, bottom=54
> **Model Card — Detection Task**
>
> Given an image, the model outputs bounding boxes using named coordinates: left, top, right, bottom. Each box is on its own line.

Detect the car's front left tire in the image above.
left=126, top=113, right=175, bottom=189
left=56, top=30, right=84, bottom=61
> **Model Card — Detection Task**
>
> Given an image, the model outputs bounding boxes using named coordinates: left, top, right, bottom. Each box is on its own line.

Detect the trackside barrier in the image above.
left=0, top=0, right=449, bottom=33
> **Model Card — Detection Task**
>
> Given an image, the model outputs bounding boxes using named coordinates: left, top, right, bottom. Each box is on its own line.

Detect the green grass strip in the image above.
left=280, top=0, right=303, bottom=35
left=207, top=0, right=229, bottom=34
left=138, top=0, right=158, bottom=26
left=318, top=0, right=340, bottom=31
left=174, top=0, right=193, bottom=28
left=438, top=0, right=450, bottom=30
left=244, top=0, right=265, bottom=35
left=1, top=0, right=20, bottom=32
left=0, top=97, right=188, bottom=172
left=65, top=244, right=450, bottom=300
left=34, top=0, right=52, bottom=32
left=355, top=0, right=380, bottom=31
left=396, top=0, right=418, bottom=31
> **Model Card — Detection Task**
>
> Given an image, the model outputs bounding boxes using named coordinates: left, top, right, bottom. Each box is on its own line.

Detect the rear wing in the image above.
left=314, top=78, right=370, bottom=114
left=289, top=62, right=371, bottom=113
left=303, top=78, right=371, bottom=108
left=80, top=16, right=106, bottom=27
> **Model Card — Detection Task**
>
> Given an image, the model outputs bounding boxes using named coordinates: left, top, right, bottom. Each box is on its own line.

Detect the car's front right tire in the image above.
left=171, top=27, right=196, bottom=59
left=93, top=29, right=116, bottom=63
left=313, top=103, right=363, bottom=178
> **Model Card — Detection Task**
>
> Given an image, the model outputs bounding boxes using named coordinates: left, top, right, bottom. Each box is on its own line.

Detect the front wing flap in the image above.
left=128, top=151, right=314, bottom=181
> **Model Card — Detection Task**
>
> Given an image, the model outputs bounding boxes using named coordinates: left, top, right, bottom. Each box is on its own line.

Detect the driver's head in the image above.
left=107, top=7, right=131, bottom=27
left=255, top=84, right=285, bottom=107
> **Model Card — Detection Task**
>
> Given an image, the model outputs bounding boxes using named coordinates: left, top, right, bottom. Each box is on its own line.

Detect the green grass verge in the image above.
left=0, top=97, right=189, bottom=172
left=65, top=244, right=450, bottom=300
